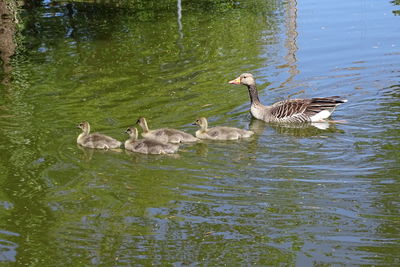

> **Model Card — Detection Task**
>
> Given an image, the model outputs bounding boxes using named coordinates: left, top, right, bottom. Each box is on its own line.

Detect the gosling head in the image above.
left=125, top=127, right=138, bottom=140
left=77, top=121, right=90, bottom=132
left=193, top=117, right=208, bottom=131
left=228, top=73, right=255, bottom=87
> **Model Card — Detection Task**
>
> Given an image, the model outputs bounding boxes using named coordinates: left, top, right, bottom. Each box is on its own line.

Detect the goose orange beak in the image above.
left=228, top=77, right=241, bottom=85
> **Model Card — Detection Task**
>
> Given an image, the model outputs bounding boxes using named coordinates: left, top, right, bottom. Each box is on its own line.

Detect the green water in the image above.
left=0, top=0, right=399, bottom=265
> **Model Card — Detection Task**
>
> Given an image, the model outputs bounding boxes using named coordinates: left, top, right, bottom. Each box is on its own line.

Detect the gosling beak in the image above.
left=136, top=120, right=140, bottom=124
left=76, top=125, right=81, bottom=128
left=228, top=77, right=241, bottom=85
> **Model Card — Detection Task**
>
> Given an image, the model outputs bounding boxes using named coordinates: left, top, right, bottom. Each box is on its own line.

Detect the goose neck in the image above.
left=247, top=84, right=261, bottom=105
left=200, top=120, right=208, bottom=133
left=141, top=120, right=149, bottom=132
left=82, top=125, right=90, bottom=136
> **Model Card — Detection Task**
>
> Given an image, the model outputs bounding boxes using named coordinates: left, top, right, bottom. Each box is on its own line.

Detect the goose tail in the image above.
left=308, top=96, right=347, bottom=122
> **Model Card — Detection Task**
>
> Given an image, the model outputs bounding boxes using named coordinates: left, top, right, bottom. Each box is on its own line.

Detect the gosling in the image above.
left=77, top=121, right=122, bottom=149
left=193, top=117, right=254, bottom=140
left=136, top=117, right=198, bottom=143
left=124, top=127, right=179, bottom=154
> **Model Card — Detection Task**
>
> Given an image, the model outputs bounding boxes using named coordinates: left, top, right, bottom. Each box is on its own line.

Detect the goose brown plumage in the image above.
left=229, top=73, right=347, bottom=123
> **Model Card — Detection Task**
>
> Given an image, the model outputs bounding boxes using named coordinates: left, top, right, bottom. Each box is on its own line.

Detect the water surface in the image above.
left=0, top=0, right=399, bottom=265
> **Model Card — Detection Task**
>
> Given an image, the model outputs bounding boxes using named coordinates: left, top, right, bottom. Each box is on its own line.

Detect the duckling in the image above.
left=124, top=127, right=179, bottom=154
left=193, top=117, right=254, bottom=140
left=77, top=121, right=122, bottom=149
left=136, top=117, right=198, bottom=143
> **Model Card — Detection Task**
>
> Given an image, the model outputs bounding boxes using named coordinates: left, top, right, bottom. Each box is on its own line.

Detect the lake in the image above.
left=0, top=0, right=399, bottom=265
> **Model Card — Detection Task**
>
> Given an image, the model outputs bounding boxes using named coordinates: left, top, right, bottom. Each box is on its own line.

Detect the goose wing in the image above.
left=304, top=96, right=347, bottom=115
left=270, top=99, right=311, bottom=120
left=270, top=96, right=347, bottom=121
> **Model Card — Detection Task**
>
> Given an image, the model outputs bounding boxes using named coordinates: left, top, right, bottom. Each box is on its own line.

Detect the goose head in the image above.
left=228, top=73, right=255, bottom=87
left=77, top=121, right=90, bottom=133
left=125, top=127, right=138, bottom=140
left=193, top=117, right=208, bottom=131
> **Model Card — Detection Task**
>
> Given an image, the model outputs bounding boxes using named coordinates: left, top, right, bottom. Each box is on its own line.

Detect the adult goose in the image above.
left=228, top=73, right=347, bottom=123
left=77, top=121, right=122, bottom=149
left=124, top=127, right=179, bottom=154
left=136, top=117, right=198, bottom=143
left=193, top=117, right=254, bottom=140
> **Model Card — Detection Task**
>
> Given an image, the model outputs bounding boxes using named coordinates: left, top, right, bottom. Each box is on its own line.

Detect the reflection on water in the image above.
left=77, top=145, right=124, bottom=161
left=0, top=0, right=400, bottom=265
left=249, top=118, right=343, bottom=137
